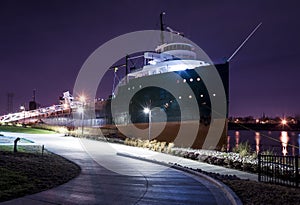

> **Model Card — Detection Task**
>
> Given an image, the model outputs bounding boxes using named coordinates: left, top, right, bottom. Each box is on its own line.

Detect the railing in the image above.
left=258, top=154, right=299, bottom=187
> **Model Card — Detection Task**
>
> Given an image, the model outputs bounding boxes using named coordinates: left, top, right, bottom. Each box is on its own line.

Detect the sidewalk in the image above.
left=0, top=133, right=239, bottom=205
left=113, top=143, right=258, bottom=181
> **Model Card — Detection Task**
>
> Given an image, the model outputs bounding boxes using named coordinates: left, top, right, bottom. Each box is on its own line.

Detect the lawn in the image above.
left=0, top=146, right=80, bottom=202
left=0, top=125, right=55, bottom=134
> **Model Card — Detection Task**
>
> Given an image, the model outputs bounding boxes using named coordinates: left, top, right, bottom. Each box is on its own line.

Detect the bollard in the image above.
left=13, top=137, right=21, bottom=153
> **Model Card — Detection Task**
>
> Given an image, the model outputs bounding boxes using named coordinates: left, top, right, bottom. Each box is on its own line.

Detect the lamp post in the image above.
left=77, top=107, right=84, bottom=136
left=78, top=95, right=86, bottom=137
left=143, top=107, right=152, bottom=141
left=20, top=105, right=25, bottom=125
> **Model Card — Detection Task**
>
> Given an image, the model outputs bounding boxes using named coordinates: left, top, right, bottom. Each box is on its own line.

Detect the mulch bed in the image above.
left=222, top=179, right=300, bottom=205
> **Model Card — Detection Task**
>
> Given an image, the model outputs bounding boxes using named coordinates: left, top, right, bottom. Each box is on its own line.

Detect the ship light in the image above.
left=168, top=64, right=187, bottom=72
left=190, top=78, right=193, bottom=82
left=148, top=60, right=157, bottom=65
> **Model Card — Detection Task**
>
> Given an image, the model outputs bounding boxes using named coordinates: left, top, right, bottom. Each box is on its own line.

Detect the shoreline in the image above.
left=228, top=122, right=300, bottom=131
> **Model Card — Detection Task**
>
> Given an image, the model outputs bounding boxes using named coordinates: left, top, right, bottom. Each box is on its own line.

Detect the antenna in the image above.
left=160, top=12, right=166, bottom=44
left=227, top=22, right=262, bottom=62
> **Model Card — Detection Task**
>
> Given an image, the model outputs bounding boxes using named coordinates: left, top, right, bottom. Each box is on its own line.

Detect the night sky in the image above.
left=0, top=0, right=299, bottom=117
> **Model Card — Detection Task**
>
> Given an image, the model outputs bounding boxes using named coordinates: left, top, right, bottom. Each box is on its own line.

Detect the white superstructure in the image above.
left=128, top=43, right=210, bottom=79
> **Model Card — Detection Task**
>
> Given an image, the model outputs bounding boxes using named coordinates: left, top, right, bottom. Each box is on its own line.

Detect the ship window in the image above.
left=213, top=93, right=216, bottom=96
left=200, top=94, right=204, bottom=98
left=190, top=78, right=193, bottom=82
left=183, top=79, right=186, bottom=83
left=132, top=86, right=135, bottom=90
left=189, top=95, right=192, bottom=99
left=128, top=87, right=130, bottom=91
left=139, top=85, right=142, bottom=88
left=178, top=96, right=182, bottom=99
left=197, top=77, right=201, bottom=81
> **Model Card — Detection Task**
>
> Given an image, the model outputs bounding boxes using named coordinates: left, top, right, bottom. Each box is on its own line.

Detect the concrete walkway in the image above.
left=115, top=145, right=258, bottom=181
left=0, top=132, right=237, bottom=205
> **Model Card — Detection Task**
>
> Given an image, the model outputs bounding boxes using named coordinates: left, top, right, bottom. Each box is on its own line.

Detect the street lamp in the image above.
left=78, top=95, right=86, bottom=136
left=143, top=107, right=151, bottom=141
left=20, top=106, right=25, bottom=125
left=77, top=107, right=84, bottom=136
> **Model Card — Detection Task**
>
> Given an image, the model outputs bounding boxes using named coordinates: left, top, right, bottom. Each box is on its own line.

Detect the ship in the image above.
left=105, top=14, right=229, bottom=149
left=41, top=13, right=261, bottom=150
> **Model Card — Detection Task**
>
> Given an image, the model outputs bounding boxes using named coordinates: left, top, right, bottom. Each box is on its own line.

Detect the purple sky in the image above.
left=0, top=0, right=299, bottom=117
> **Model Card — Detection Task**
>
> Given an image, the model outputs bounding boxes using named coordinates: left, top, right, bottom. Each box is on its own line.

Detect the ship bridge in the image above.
left=128, top=42, right=210, bottom=79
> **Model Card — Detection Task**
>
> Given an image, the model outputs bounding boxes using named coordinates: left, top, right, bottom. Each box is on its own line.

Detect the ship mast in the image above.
left=160, top=12, right=165, bottom=44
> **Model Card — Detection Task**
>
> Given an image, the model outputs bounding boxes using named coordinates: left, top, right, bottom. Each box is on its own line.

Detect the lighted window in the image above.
left=190, top=78, right=193, bottom=82
left=189, top=95, right=192, bottom=99
left=200, top=94, right=204, bottom=98
left=132, top=86, right=135, bottom=90
left=179, top=96, right=182, bottom=99
left=128, top=87, right=130, bottom=91
left=213, top=93, right=216, bottom=96
left=183, top=79, right=186, bottom=83
left=139, top=85, right=142, bottom=88
left=197, top=77, right=201, bottom=81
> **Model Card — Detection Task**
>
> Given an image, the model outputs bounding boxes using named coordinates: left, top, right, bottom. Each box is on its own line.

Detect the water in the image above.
left=228, top=130, right=300, bottom=156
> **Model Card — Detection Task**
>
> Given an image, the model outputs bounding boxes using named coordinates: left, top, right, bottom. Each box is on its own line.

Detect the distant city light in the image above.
left=281, top=119, right=287, bottom=125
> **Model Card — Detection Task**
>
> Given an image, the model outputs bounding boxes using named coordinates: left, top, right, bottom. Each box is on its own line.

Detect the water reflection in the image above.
left=255, top=132, right=260, bottom=154
left=227, top=135, right=230, bottom=152
left=228, top=130, right=299, bottom=155
left=280, top=131, right=289, bottom=156
left=235, top=131, right=240, bottom=149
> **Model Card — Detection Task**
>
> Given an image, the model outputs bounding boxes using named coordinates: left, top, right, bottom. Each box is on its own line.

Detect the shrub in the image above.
left=233, top=141, right=252, bottom=157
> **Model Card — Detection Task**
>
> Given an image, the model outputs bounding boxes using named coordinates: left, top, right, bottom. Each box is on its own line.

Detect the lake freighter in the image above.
left=110, top=42, right=229, bottom=149
left=108, top=13, right=229, bottom=149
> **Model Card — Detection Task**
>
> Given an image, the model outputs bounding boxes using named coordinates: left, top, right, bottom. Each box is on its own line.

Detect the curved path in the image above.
left=0, top=133, right=233, bottom=205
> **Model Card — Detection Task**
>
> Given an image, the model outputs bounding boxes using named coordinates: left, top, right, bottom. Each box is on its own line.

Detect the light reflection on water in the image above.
left=228, top=130, right=300, bottom=155
left=255, top=132, right=260, bottom=154
left=280, top=131, right=289, bottom=156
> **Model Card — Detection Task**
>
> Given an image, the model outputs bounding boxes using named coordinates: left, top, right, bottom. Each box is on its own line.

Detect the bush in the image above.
left=233, top=141, right=252, bottom=157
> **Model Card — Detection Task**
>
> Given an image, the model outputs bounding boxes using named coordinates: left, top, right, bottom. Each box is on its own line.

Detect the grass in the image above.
left=0, top=146, right=80, bottom=202
left=0, top=125, right=56, bottom=134
left=0, top=145, right=44, bottom=153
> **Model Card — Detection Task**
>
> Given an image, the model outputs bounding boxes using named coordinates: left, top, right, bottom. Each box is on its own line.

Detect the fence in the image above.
left=258, top=154, right=299, bottom=187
